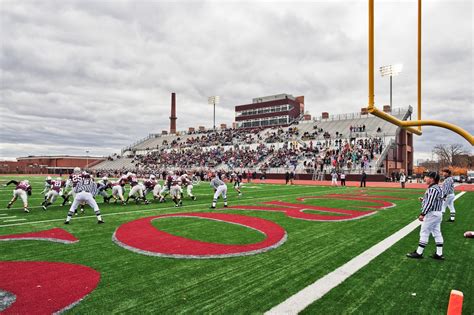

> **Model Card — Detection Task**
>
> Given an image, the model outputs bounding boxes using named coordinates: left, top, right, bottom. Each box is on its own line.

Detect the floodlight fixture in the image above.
left=379, top=64, right=403, bottom=77
left=379, top=64, right=403, bottom=108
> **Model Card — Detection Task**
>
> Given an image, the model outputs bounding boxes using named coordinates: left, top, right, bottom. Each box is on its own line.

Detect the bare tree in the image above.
left=432, top=144, right=468, bottom=167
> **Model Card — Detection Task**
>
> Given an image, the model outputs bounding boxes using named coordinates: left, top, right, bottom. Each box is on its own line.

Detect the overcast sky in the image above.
left=0, top=0, right=472, bottom=161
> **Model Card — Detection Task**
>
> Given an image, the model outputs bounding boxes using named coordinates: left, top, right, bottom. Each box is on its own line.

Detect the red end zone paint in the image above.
left=112, top=212, right=287, bottom=259
left=0, top=261, right=100, bottom=314
left=0, top=228, right=78, bottom=244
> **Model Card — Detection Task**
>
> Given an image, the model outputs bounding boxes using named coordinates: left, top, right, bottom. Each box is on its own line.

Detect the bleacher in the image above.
left=92, top=158, right=135, bottom=170
left=92, top=107, right=411, bottom=174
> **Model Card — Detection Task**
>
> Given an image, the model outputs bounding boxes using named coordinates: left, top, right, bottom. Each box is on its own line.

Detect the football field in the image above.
left=0, top=176, right=472, bottom=314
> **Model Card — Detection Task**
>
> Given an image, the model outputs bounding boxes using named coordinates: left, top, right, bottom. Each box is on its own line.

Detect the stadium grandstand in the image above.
left=92, top=95, right=414, bottom=180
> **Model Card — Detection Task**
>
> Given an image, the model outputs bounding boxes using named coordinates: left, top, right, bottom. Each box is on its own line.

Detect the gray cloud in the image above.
left=0, top=0, right=472, bottom=160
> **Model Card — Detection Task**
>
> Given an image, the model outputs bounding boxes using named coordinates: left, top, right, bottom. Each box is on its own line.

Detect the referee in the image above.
left=407, top=172, right=444, bottom=260
left=441, top=169, right=456, bottom=222
left=64, top=175, right=104, bottom=224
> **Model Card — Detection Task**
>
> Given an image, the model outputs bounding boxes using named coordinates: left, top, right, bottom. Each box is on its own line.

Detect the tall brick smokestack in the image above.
left=170, top=92, right=177, bottom=134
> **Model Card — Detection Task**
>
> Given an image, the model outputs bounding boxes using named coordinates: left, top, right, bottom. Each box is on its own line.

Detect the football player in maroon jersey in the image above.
left=5, top=179, right=32, bottom=213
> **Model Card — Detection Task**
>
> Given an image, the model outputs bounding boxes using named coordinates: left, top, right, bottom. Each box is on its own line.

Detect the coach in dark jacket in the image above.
left=360, top=171, right=367, bottom=187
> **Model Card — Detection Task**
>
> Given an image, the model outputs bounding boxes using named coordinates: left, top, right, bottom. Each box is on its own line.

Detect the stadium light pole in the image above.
left=208, top=96, right=220, bottom=130
left=379, top=64, right=403, bottom=108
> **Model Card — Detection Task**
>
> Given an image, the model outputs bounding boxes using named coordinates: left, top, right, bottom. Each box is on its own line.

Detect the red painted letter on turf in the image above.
left=229, top=201, right=375, bottom=221
left=113, top=212, right=287, bottom=258
left=0, top=261, right=100, bottom=314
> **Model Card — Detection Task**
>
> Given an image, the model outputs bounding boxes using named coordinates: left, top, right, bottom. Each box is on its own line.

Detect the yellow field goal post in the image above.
left=367, top=0, right=473, bottom=145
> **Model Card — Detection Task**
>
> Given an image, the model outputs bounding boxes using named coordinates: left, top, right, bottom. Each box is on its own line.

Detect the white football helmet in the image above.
left=46, top=176, right=52, bottom=180
left=56, top=177, right=62, bottom=181
left=126, top=172, right=132, bottom=176
left=73, top=167, right=81, bottom=174
left=24, top=180, right=29, bottom=184
left=102, top=176, right=108, bottom=181
left=150, top=175, right=156, bottom=179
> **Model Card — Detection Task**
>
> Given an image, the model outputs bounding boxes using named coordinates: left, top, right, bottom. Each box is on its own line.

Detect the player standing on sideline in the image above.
left=340, top=172, right=346, bottom=186
left=407, top=172, right=444, bottom=260
left=232, top=172, right=242, bottom=197
left=5, top=180, right=32, bottom=213
left=360, top=171, right=367, bottom=187
left=441, top=169, right=456, bottom=222
left=64, top=175, right=104, bottom=224
left=331, top=171, right=338, bottom=187
left=289, top=171, right=295, bottom=185
left=42, top=177, right=66, bottom=210
left=210, top=174, right=228, bottom=209
left=400, top=172, right=406, bottom=189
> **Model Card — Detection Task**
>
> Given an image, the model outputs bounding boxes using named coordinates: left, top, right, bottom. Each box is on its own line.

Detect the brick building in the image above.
left=0, top=156, right=105, bottom=174
left=235, top=94, right=304, bottom=129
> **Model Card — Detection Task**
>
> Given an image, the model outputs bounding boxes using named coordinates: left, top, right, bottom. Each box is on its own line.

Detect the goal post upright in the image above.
left=367, top=0, right=473, bottom=145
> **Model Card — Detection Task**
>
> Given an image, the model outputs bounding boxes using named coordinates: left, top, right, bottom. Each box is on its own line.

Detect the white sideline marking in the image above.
left=266, top=191, right=467, bottom=315
left=0, top=214, right=8, bottom=216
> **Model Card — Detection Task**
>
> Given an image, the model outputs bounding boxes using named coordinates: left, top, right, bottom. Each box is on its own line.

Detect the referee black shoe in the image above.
left=98, top=220, right=105, bottom=224
left=406, top=251, right=423, bottom=259
left=446, top=219, right=455, bottom=223
left=431, top=253, right=445, bottom=260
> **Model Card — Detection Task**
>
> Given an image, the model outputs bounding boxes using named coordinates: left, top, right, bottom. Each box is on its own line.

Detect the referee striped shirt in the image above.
left=441, top=176, right=455, bottom=197
left=421, top=184, right=443, bottom=215
left=73, top=177, right=98, bottom=196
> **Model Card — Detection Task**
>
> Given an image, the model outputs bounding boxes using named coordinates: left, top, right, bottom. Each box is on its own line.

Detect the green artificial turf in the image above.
left=0, top=176, right=472, bottom=314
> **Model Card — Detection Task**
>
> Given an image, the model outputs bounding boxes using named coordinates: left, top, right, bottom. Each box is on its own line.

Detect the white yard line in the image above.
left=266, top=191, right=467, bottom=315
left=3, top=219, right=27, bottom=222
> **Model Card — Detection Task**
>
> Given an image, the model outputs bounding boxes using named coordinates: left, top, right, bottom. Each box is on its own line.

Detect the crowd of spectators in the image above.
left=300, top=137, right=384, bottom=173
left=126, top=144, right=271, bottom=172
left=103, top=123, right=389, bottom=175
